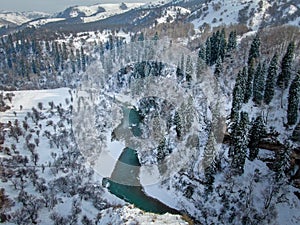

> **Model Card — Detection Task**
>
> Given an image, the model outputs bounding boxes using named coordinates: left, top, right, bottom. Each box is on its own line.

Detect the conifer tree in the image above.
left=198, top=43, right=206, bottom=61
left=219, top=28, right=227, bottom=61
left=244, top=62, right=253, bottom=103
left=76, top=49, right=81, bottom=71
left=176, top=64, right=184, bottom=82
left=174, top=111, right=182, bottom=139
left=277, top=42, right=295, bottom=89
left=214, top=56, right=222, bottom=77
left=273, top=142, right=292, bottom=182
left=264, top=53, right=278, bottom=104
left=248, top=34, right=260, bottom=64
left=253, top=61, right=266, bottom=105
left=248, top=116, right=265, bottom=161
left=203, top=132, right=217, bottom=192
left=287, top=73, right=300, bottom=125
left=231, top=70, right=246, bottom=120
left=185, top=55, right=193, bottom=83
left=227, top=30, right=237, bottom=52
left=231, top=112, right=249, bottom=175
left=210, top=31, right=218, bottom=65
left=205, top=38, right=211, bottom=66
left=157, top=137, right=166, bottom=162
left=81, top=46, right=86, bottom=72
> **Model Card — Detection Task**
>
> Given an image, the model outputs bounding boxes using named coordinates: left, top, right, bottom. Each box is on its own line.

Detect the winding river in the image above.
left=103, top=107, right=178, bottom=214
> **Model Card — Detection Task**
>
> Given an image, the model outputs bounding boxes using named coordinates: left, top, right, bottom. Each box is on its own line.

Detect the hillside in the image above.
left=0, top=11, right=49, bottom=28
left=0, top=0, right=300, bottom=224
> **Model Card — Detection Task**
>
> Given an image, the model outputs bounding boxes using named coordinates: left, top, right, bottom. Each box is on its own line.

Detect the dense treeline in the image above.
left=228, top=34, right=299, bottom=175
left=0, top=29, right=126, bottom=90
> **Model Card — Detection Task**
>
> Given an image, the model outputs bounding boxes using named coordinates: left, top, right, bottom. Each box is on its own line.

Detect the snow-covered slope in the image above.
left=0, top=11, right=49, bottom=27
left=99, top=205, right=188, bottom=225
left=189, top=0, right=300, bottom=30
left=156, top=6, right=191, bottom=24
left=56, top=3, right=144, bottom=23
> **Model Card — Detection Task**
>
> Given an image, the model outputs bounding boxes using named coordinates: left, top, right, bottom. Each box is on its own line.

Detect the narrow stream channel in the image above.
left=103, top=107, right=179, bottom=214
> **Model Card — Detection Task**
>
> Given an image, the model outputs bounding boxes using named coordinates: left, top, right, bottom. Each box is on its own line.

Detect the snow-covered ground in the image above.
left=156, top=6, right=191, bottom=24
left=81, top=3, right=144, bottom=23
left=99, top=205, right=188, bottom=225
left=0, top=88, right=70, bottom=123
left=0, top=11, right=49, bottom=27
left=28, top=18, right=66, bottom=27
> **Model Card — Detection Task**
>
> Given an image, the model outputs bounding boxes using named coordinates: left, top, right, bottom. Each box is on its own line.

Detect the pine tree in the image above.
left=203, top=132, right=217, bottom=192
left=227, top=30, right=237, bottom=52
left=81, top=46, right=86, bottom=72
left=198, top=43, right=206, bottom=61
left=196, top=57, right=204, bottom=82
left=210, top=31, right=218, bottom=65
left=231, top=112, right=249, bottom=175
left=157, top=137, right=166, bottom=163
left=231, top=70, right=246, bottom=119
left=203, top=132, right=217, bottom=169
left=264, top=53, right=278, bottom=104
left=248, top=116, right=265, bottom=161
left=248, top=34, right=260, bottom=64
left=219, top=28, right=227, bottom=61
left=45, top=40, right=50, bottom=53
left=185, top=55, right=193, bottom=83
left=174, top=111, right=182, bottom=139
left=277, top=42, right=295, bottom=89
left=244, top=62, right=253, bottom=103
left=76, top=49, right=81, bottom=71
left=70, top=49, right=76, bottom=73
left=273, top=142, right=292, bottom=182
left=205, top=38, right=211, bottom=66
left=176, top=64, right=184, bottom=82
left=214, top=56, right=222, bottom=77
left=253, top=61, right=266, bottom=105
left=287, top=73, right=300, bottom=125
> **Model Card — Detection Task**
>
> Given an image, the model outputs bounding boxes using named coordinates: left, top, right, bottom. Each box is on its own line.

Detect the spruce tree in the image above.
left=273, top=142, right=292, bottom=182
left=248, top=34, right=260, bottom=64
left=157, top=137, right=166, bottom=163
left=185, top=55, right=193, bottom=83
left=219, top=28, right=227, bottom=61
left=277, top=42, right=295, bottom=89
left=287, top=73, right=300, bottom=125
left=231, top=70, right=246, bottom=119
left=198, top=43, right=206, bottom=61
left=264, top=53, right=278, bottom=104
left=196, top=57, right=204, bottom=82
left=214, top=56, right=222, bottom=78
left=205, top=38, right=211, bottom=66
left=244, top=62, right=253, bottom=103
left=174, top=111, right=182, bottom=139
left=76, top=49, right=81, bottom=71
left=203, top=132, right=217, bottom=192
left=210, top=31, right=218, bottom=65
left=176, top=64, right=184, bottom=82
left=253, top=61, right=266, bottom=105
left=227, top=30, right=237, bottom=52
left=81, top=46, right=86, bottom=72
left=248, top=116, right=265, bottom=161
left=231, top=112, right=249, bottom=175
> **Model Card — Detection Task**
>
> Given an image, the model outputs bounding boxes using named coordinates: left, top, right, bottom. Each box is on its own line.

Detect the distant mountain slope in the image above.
left=54, top=3, right=144, bottom=23
left=0, top=11, right=49, bottom=28
left=189, top=0, right=300, bottom=29
left=1, top=0, right=299, bottom=34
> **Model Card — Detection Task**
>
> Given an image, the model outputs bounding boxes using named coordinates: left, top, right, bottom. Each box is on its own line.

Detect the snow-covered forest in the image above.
left=1, top=0, right=300, bottom=224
